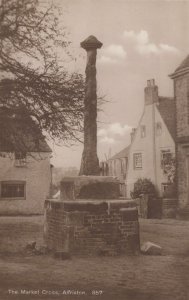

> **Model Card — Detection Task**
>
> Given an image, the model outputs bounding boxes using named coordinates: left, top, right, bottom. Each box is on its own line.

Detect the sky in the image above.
left=49, top=0, right=189, bottom=169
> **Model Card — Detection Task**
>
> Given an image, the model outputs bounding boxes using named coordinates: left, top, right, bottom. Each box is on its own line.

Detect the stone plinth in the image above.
left=44, top=199, right=140, bottom=256
left=60, top=176, right=120, bottom=200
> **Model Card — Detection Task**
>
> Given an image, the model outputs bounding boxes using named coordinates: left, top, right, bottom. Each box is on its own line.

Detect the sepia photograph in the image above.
left=0, top=0, right=189, bottom=299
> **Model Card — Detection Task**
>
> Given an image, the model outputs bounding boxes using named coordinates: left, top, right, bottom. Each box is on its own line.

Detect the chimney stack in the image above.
left=144, top=79, right=158, bottom=105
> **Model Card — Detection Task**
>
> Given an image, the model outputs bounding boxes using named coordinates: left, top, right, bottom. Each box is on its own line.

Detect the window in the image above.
left=140, top=125, right=146, bottom=138
left=156, top=122, right=162, bottom=136
left=15, top=152, right=26, bottom=167
left=133, top=153, right=142, bottom=169
left=1, top=181, right=26, bottom=199
left=161, top=150, right=172, bottom=169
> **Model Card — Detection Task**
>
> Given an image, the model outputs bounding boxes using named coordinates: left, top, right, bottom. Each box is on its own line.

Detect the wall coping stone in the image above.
left=46, top=199, right=135, bottom=204
left=120, top=207, right=137, bottom=212
left=45, top=199, right=137, bottom=214
left=61, top=176, right=119, bottom=183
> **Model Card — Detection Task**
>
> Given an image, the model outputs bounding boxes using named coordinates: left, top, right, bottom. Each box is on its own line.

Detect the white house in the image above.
left=106, top=146, right=130, bottom=196
left=0, top=121, right=52, bottom=215
left=126, top=79, right=176, bottom=197
left=107, top=79, right=176, bottom=198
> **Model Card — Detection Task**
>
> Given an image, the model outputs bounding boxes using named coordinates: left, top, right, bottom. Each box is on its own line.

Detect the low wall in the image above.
left=162, top=198, right=177, bottom=218
left=135, top=195, right=162, bottom=219
left=44, top=199, right=140, bottom=256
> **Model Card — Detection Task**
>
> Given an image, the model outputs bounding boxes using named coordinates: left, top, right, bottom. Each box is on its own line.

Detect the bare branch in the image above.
left=0, top=0, right=85, bottom=153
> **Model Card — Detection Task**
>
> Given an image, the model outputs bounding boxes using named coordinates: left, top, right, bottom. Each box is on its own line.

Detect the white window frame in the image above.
left=133, top=153, right=142, bottom=170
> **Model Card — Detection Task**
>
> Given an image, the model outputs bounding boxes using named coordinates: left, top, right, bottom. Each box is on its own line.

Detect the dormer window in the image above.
left=15, top=152, right=27, bottom=167
left=140, top=125, right=146, bottom=138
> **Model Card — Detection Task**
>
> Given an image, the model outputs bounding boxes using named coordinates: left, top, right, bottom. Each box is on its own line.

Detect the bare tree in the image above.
left=0, top=0, right=85, bottom=153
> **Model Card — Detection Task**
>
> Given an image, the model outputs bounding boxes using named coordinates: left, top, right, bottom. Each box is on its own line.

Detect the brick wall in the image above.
left=174, top=73, right=189, bottom=209
left=175, top=75, right=189, bottom=138
left=44, top=199, right=140, bottom=256
left=176, top=144, right=187, bottom=207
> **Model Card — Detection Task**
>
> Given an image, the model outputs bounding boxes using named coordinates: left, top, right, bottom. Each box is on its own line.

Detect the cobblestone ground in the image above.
left=0, top=216, right=189, bottom=300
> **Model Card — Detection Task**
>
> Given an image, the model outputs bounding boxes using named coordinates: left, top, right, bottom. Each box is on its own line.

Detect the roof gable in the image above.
left=109, top=145, right=130, bottom=160
left=175, top=55, right=189, bottom=72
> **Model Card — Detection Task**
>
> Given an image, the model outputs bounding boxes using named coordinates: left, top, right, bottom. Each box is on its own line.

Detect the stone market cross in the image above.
left=79, top=35, right=102, bottom=176
left=44, top=36, right=140, bottom=257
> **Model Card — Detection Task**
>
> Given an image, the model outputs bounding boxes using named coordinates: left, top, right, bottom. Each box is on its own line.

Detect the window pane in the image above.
left=161, top=150, right=172, bottom=168
left=134, top=153, right=142, bottom=169
left=1, top=183, right=25, bottom=198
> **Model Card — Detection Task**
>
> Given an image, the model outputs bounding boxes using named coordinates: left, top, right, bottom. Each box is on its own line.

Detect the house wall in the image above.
left=154, top=108, right=175, bottom=195
left=0, top=152, right=51, bottom=214
left=107, top=158, right=127, bottom=180
left=175, top=74, right=189, bottom=137
left=107, top=158, right=128, bottom=197
left=177, top=144, right=189, bottom=208
left=127, top=105, right=154, bottom=197
left=173, top=72, right=189, bottom=208
left=126, top=100, right=175, bottom=198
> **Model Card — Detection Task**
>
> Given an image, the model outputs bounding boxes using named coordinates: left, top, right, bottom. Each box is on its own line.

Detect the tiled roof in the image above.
left=175, top=55, right=189, bottom=72
left=177, top=136, right=189, bottom=144
left=108, top=145, right=130, bottom=160
left=0, top=134, right=51, bottom=153
left=0, top=113, right=51, bottom=153
left=157, top=97, right=176, bottom=141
